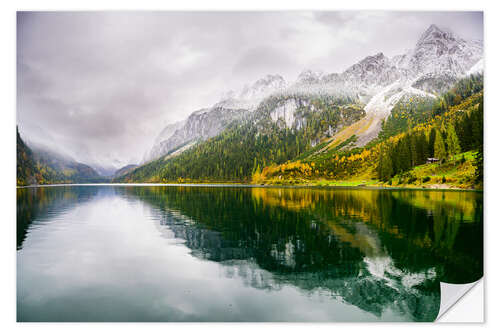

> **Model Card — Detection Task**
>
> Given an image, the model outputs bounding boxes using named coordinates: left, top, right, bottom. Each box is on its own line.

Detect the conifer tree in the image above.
left=474, top=142, right=483, bottom=185
left=417, top=132, right=428, bottom=164
left=434, top=129, right=447, bottom=162
left=428, top=128, right=436, bottom=157
left=472, top=100, right=483, bottom=185
left=410, top=134, right=418, bottom=167
left=378, top=146, right=393, bottom=181
left=471, top=100, right=483, bottom=148
left=446, top=124, right=461, bottom=157
left=399, top=136, right=412, bottom=171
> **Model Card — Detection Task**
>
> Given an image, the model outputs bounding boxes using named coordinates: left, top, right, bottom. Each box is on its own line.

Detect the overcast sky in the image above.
left=17, top=11, right=483, bottom=169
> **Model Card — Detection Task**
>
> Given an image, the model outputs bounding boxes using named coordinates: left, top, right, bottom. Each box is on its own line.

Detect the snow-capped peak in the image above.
left=342, top=52, right=390, bottom=77
left=400, top=24, right=482, bottom=77
left=144, top=24, right=483, bottom=163
left=415, top=24, right=456, bottom=47
left=239, top=74, right=286, bottom=100
left=340, top=52, right=401, bottom=91
left=297, top=69, right=325, bottom=84
left=215, top=74, right=287, bottom=110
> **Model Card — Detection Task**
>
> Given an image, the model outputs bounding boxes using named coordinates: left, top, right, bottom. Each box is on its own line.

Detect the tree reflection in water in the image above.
left=17, top=186, right=482, bottom=322
left=122, top=186, right=483, bottom=321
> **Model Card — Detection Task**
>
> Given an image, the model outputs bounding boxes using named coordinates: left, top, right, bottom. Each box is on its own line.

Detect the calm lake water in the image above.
left=17, top=185, right=483, bottom=322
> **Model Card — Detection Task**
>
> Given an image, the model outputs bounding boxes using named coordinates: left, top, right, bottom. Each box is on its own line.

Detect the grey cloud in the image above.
left=232, top=46, right=297, bottom=79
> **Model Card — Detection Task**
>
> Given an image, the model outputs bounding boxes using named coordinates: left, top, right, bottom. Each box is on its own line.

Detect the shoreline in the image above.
left=16, top=182, right=482, bottom=192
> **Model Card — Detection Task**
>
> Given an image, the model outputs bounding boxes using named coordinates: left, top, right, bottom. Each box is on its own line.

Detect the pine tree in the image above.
left=456, top=113, right=473, bottom=151
left=446, top=124, right=461, bottom=157
left=434, top=129, right=447, bottom=162
left=428, top=127, right=436, bottom=157
left=471, top=100, right=483, bottom=149
left=472, top=101, right=483, bottom=185
left=410, top=134, right=418, bottom=167
left=417, top=132, right=428, bottom=164
left=378, top=146, right=393, bottom=181
left=474, top=142, right=483, bottom=185
left=399, top=136, right=412, bottom=172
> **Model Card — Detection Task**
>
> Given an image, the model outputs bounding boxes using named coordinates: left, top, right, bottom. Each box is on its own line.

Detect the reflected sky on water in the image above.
left=17, top=185, right=483, bottom=322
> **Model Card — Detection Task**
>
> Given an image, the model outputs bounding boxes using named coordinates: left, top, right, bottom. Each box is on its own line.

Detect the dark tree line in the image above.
left=377, top=97, right=483, bottom=181
left=117, top=74, right=483, bottom=185
left=379, top=74, right=484, bottom=140
left=118, top=94, right=365, bottom=183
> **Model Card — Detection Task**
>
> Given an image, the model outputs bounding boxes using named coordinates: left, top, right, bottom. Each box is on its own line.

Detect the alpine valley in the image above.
left=17, top=24, right=484, bottom=189
left=16, top=16, right=485, bottom=324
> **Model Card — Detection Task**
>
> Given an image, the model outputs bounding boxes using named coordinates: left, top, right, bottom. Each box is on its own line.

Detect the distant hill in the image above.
left=113, top=164, right=138, bottom=179
left=17, top=127, right=38, bottom=186
left=16, top=129, right=106, bottom=186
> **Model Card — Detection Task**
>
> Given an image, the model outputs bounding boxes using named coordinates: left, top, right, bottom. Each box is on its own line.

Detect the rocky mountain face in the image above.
left=265, top=25, right=481, bottom=134
left=317, top=24, right=482, bottom=148
left=145, top=75, right=287, bottom=163
left=142, top=24, right=482, bottom=167
left=143, top=120, right=186, bottom=163
left=342, top=53, right=405, bottom=92
left=239, top=74, right=286, bottom=101
left=337, top=25, right=482, bottom=97
left=399, top=24, right=482, bottom=77
left=145, top=106, right=248, bottom=162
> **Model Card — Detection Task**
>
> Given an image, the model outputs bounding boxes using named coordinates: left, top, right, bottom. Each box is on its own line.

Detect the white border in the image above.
left=2, top=0, right=498, bottom=331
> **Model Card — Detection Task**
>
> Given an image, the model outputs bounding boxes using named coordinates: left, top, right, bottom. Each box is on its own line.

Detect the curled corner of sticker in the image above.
left=436, top=278, right=483, bottom=321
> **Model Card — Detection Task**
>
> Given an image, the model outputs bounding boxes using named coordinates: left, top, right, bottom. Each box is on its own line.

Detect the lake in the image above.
left=16, top=185, right=483, bottom=322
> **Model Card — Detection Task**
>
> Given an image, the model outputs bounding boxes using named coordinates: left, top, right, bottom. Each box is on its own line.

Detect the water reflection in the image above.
left=17, top=186, right=482, bottom=322
left=17, top=186, right=98, bottom=249
left=121, top=186, right=482, bottom=321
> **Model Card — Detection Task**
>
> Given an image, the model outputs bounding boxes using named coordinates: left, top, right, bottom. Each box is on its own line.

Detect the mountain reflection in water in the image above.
left=17, top=185, right=482, bottom=322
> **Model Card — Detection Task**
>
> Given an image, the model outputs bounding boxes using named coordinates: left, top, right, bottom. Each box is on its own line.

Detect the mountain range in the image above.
left=17, top=24, right=484, bottom=186
left=142, top=24, right=482, bottom=165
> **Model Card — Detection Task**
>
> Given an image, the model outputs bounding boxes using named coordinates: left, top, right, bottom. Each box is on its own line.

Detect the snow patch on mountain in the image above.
left=336, top=24, right=481, bottom=148
left=143, top=24, right=483, bottom=162
left=331, top=80, right=436, bottom=149
left=145, top=75, right=288, bottom=162
left=143, top=119, right=186, bottom=163
left=217, top=74, right=287, bottom=111
left=240, top=74, right=286, bottom=100
left=366, top=81, right=435, bottom=118
left=297, top=69, right=325, bottom=84
left=351, top=82, right=407, bottom=147
left=364, top=82, right=405, bottom=117
left=395, top=24, right=482, bottom=77
left=145, top=106, right=247, bottom=163
left=466, top=58, right=484, bottom=76
left=342, top=52, right=404, bottom=93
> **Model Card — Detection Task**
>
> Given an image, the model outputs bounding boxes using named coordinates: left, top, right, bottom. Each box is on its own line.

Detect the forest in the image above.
left=115, top=94, right=365, bottom=183
left=260, top=75, right=483, bottom=188
left=115, top=74, right=483, bottom=189
left=18, top=73, right=483, bottom=189
left=16, top=128, right=105, bottom=186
